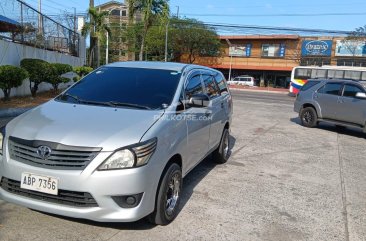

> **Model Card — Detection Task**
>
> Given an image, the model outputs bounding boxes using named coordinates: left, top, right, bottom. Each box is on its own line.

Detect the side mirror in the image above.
left=188, top=94, right=210, bottom=108
left=355, top=92, right=366, bottom=99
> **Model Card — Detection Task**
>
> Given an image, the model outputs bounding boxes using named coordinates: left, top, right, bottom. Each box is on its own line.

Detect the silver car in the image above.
left=0, top=62, right=232, bottom=225
left=294, top=78, right=366, bottom=131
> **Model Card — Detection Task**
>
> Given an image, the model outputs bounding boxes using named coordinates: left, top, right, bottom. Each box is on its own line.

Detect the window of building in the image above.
left=111, top=9, right=120, bottom=16
left=261, top=44, right=285, bottom=57
left=121, top=10, right=127, bottom=16
left=337, top=59, right=366, bottom=67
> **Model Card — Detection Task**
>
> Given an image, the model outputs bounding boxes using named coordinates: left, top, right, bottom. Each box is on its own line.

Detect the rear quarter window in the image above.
left=300, top=81, right=320, bottom=91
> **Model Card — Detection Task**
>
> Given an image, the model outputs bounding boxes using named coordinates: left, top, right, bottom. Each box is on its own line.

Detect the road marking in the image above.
left=337, top=134, right=350, bottom=241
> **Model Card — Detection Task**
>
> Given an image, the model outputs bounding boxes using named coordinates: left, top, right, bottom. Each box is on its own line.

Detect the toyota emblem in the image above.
left=37, top=146, right=52, bottom=160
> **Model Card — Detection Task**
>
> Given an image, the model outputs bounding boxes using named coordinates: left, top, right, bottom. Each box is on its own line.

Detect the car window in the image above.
left=214, top=72, right=228, bottom=93
left=202, top=74, right=220, bottom=98
left=318, top=83, right=342, bottom=95
left=343, top=84, right=365, bottom=98
left=301, top=81, right=320, bottom=91
left=58, top=67, right=181, bottom=109
left=185, top=75, right=204, bottom=99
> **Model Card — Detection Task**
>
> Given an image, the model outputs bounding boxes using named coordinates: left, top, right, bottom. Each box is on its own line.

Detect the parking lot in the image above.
left=1, top=89, right=365, bottom=241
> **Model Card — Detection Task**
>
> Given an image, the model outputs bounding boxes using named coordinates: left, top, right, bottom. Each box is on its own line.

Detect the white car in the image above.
left=227, top=76, right=255, bottom=87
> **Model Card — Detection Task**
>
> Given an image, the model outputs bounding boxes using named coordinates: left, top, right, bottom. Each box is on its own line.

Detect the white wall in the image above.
left=0, top=38, right=86, bottom=99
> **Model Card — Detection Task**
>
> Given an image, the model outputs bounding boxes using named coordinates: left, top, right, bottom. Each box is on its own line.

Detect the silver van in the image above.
left=0, top=62, right=233, bottom=225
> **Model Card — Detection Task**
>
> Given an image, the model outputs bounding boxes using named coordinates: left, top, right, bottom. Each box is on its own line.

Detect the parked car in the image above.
left=0, top=62, right=233, bottom=225
left=227, top=75, right=255, bottom=86
left=294, top=78, right=366, bottom=131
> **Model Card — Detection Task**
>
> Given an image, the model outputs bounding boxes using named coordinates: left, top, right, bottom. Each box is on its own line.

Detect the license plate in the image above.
left=20, top=172, right=59, bottom=195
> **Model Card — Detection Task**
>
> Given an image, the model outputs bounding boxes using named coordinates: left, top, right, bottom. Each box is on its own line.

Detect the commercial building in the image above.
left=192, top=35, right=366, bottom=88
left=96, top=1, right=141, bottom=62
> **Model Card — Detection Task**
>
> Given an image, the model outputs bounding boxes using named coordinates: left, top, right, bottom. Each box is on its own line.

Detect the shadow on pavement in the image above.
left=290, top=117, right=365, bottom=139
left=33, top=135, right=236, bottom=229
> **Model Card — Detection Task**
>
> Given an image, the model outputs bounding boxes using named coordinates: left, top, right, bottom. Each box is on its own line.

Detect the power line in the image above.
left=179, top=12, right=366, bottom=17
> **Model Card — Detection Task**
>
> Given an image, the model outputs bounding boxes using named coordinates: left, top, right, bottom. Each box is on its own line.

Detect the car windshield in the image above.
left=57, top=67, right=182, bottom=110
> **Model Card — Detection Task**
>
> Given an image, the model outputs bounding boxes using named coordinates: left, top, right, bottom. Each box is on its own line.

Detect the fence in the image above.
left=0, top=0, right=80, bottom=57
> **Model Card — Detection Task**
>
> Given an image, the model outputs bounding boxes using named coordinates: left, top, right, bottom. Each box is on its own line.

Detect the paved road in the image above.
left=1, top=90, right=366, bottom=241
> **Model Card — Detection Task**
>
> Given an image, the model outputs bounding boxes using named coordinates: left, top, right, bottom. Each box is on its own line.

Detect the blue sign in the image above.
left=301, top=40, right=332, bottom=56
left=245, top=44, right=252, bottom=57
left=279, top=44, right=286, bottom=57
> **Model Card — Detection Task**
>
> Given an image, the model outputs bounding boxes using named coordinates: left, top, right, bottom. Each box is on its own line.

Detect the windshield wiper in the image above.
left=60, top=93, right=82, bottom=103
left=107, top=101, right=152, bottom=110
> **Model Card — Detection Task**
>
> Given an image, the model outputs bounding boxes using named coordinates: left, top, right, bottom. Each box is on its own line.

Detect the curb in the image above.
left=229, top=87, right=290, bottom=95
left=0, top=107, right=33, bottom=118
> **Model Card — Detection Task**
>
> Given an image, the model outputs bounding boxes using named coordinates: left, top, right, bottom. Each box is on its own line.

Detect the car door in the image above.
left=201, top=72, right=225, bottom=151
left=314, top=82, right=343, bottom=120
left=183, top=71, right=211, bottom=172
left=336, top=83, right=366, bottom=126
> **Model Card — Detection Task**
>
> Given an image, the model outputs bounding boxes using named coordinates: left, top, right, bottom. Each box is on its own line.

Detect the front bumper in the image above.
left=0, top=151, right=159, bottom=222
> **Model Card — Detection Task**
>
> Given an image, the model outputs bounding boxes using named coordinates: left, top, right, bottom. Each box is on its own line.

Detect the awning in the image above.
left=0, top=15, right=21, bottom=32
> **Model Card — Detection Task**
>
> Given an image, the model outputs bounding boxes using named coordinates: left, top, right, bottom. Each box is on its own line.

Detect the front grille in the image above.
left=0, top=178, right=98, bottom=207
left=8, top=136, right=101, bottom=170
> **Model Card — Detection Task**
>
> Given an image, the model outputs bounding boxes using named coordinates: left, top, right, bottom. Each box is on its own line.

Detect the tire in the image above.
left=148, top=163, right=182, bottom=225
left=300, top=107, right=318, bottom=128
left=213, top=128, right=230, bottom=164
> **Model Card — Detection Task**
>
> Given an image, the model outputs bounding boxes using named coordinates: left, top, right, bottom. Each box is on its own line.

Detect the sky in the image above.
left=21, top=0, right=366, bottom=34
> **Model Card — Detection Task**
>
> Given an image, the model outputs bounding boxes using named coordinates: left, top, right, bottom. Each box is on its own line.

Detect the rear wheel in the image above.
left=300, top=107, right=318, bottom=128
left=148, top=163, right=182, bottom=225
left=213, top=128, right=230, bottom=164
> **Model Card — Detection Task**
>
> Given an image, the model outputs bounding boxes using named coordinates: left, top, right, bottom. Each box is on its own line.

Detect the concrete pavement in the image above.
left=0, top=90, right=365, bottom=241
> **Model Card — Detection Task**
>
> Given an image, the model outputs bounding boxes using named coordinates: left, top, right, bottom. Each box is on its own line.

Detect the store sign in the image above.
left=335, top=40, right=366, bottom=57
left=229, top=44, right=252, bottom=57
left=279, top=43, right=286, bottom=57
left=301, top=40, right=332, bottom=56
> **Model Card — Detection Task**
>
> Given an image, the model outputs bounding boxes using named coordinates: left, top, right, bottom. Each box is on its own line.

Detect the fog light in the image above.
left=126, top=196, right=136, bottom=205
left=112, top=193, right=143, bottom=208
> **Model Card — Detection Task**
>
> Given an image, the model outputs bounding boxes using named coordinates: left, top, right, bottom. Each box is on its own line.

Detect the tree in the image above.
left=0, top=65, right=28, bottom=101
left=126, top=0, right=169, bottom=61
left=20, top=59, right=55, bottom=97
left=46, top=63, right=73, bottom=91
left=73, top=66, right=93, bottom=82
left=341, top=25, right=366, bottom=60
left=170, top=18, right=221, bottom=63
left=82, top=7, right=111, bottom=68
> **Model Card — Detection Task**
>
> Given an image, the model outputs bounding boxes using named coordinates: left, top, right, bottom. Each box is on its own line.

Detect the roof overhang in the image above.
left=220, top=35, right=300, bottom=40
left=0, top=15, right=21, bottom=32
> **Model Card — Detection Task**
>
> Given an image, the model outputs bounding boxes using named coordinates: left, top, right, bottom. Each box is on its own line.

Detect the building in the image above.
left=96, top=1, right=141, bottom=62
left=192, top=35, right=366, bottom=88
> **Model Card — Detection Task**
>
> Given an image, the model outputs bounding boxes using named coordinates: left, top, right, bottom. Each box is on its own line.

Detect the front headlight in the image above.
left=98, top=138, right=157, bottom=171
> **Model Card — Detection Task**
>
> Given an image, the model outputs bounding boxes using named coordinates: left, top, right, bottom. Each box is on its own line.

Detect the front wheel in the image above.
left=300, top=107, right=318, bottom=128
left=148, top=163, right=182, bottom=225
left=213, top=128, right=230, bottom=164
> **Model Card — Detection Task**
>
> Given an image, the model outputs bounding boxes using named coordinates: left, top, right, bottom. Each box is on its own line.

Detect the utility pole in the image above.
left=106, top=31, right=109, bottom=64
left=89, top=0, right=95, bottom=67
left=176, top=6, right=179, bottom=17
left=164, top=21, right=169, bottom=62
left=38, top=0, right=43, bottom=35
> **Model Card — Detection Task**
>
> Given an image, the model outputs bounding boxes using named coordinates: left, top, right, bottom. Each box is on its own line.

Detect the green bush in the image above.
left=0, top=65, right=28, bottom=101
left=20, top=58, right=54, bottom=97
left=73, top=66, right=93, bottom=82
left=47, top=63, right=73, bottom=91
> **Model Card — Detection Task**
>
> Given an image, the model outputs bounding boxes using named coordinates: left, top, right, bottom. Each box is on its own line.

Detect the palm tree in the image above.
left=139, top=0, right=169, bottom=61
left=82, top=7, right=111, bottom=67
left=126, top=0, right=169, bottom=61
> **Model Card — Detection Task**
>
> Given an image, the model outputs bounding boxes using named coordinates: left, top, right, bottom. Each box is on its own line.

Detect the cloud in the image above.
left=265, top=3, right=272, bottom=9
left=206, top=4, right=215, bottom=10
